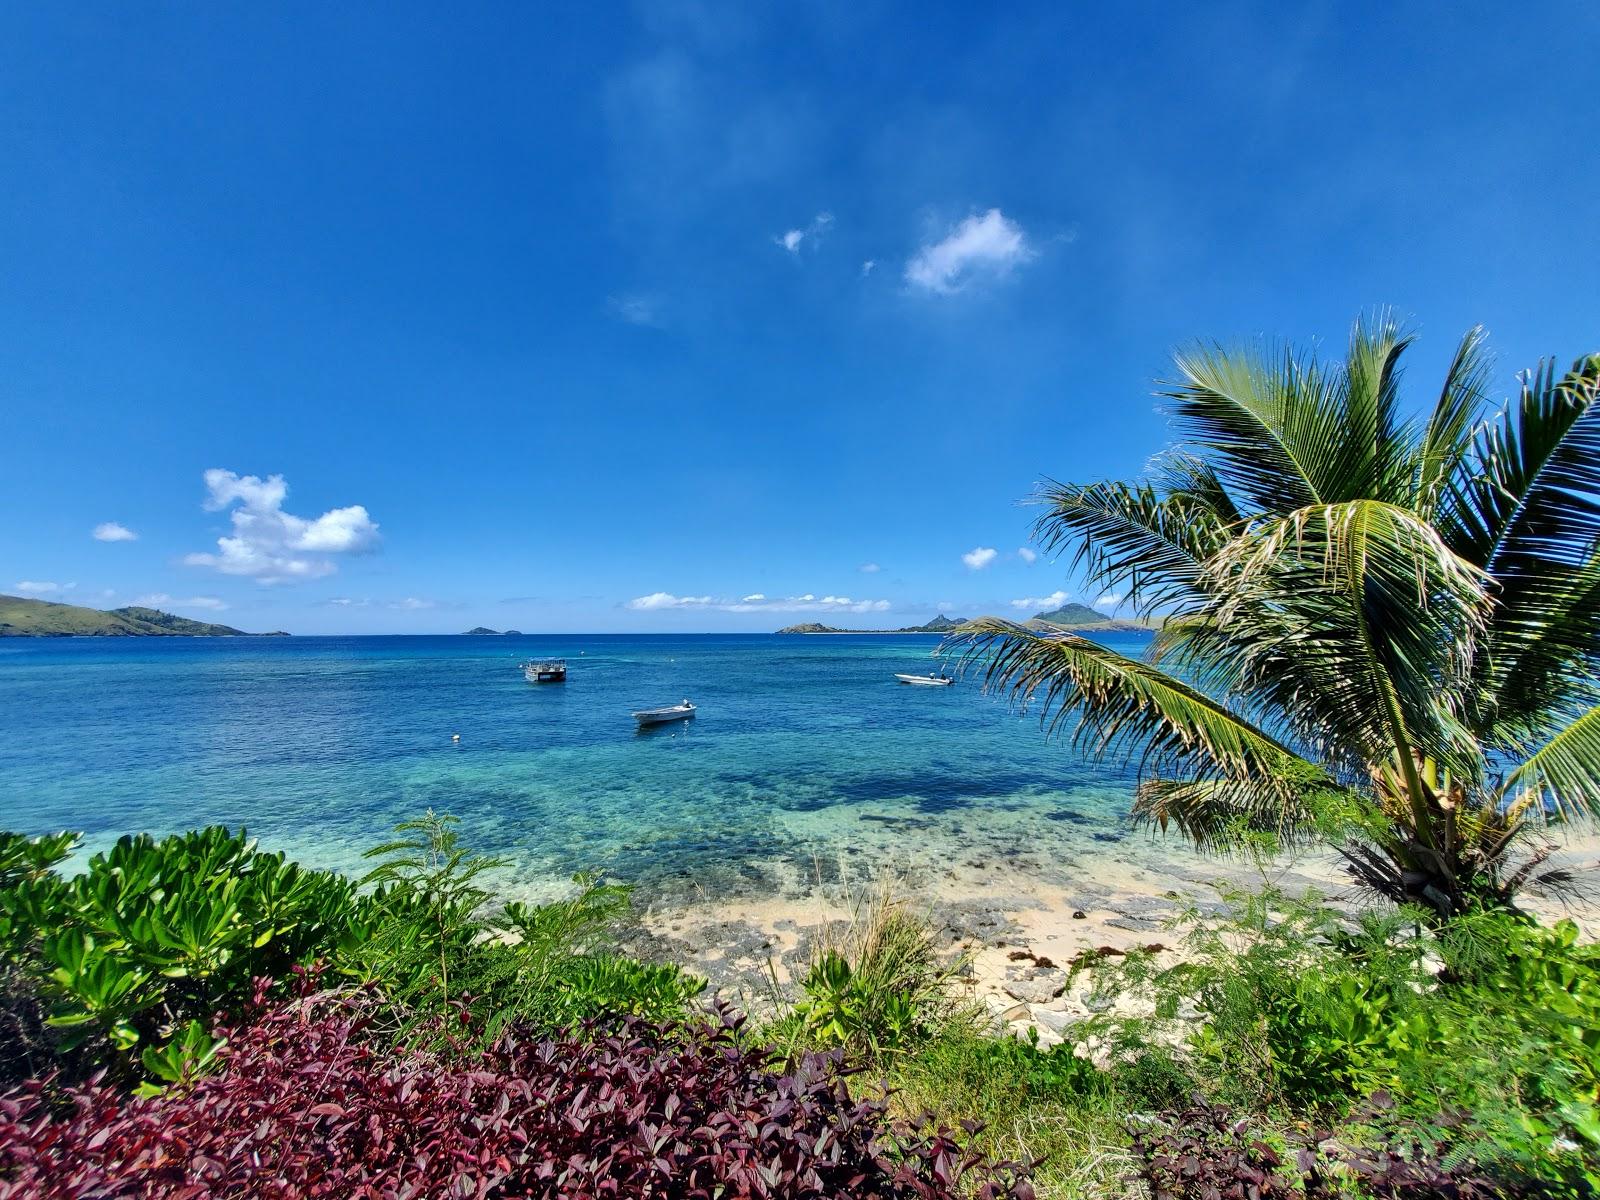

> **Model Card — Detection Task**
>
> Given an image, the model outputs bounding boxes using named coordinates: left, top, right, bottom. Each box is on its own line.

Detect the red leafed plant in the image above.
left=0, top=982, right=1035, bottom=1200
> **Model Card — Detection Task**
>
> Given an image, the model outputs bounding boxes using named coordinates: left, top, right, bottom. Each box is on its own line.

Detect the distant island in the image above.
left=0, top=595, right=287, bottom=638
left=463, top=627, right=522, bottom=636
left=777, top=613, right=971, bottom=635
left=777, top=605, right=1153, bottom=635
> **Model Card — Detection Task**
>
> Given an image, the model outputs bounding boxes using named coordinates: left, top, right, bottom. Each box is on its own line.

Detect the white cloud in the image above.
left=133, top=593, right=229, bottom=612
left=627, top=591, right=891, bottom=614
left=858, top=562, right=881, bottom=574
left=1011, top=590, right=1071, bottom=611
left=326, top=597, right=369, bottom=608
left=774, top=211, right=833, bottom=255
left=92, top=522, right=138, bottom=542
left=628, top=591, right=714, bottom=610
left=389, top=597, right=435, bottom=610
left=905, top=208, right=1032, bottom=295
left=1017, top=547, right=1037, bottom=564
left=861, top=259, right=876, bottom=276
left=184, top=469, right=380, bottom=584
left=608, top=292, right=663, bottom=327
left=13, top=580, right=64, bottom=595
left=961, top=546, right=998, bottom=570
left=1095, top=592, right=1123, bottom=609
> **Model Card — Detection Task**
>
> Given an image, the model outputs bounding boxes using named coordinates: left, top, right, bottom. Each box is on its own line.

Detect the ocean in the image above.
left=0, top=633, right=1153, bottom=905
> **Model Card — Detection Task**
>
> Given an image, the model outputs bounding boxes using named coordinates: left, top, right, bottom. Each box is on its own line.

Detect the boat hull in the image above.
left=633, top=706, right=696, bottom=725
left=895, top=673, right=953, bottom=686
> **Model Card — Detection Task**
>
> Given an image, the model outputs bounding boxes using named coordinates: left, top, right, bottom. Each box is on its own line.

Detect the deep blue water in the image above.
left=0, top=634, right=1150, bottom=902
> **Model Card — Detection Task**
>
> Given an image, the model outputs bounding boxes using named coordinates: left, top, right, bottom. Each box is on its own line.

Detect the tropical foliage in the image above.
left=1070, top=882, right=1600, bottom=1196
left=0, top=982, right=1034, bottom=1200
left=0, top=816, right=701, bottom=1089
left=955, top=316, right=1600, bottom=915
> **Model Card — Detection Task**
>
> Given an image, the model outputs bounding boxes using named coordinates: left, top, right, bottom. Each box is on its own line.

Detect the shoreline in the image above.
left=631, top=831, right=1600, bottom=1041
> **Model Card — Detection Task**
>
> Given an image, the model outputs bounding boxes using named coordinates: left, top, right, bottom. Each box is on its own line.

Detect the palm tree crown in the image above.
left=958, top=316, right=1600, bottom=917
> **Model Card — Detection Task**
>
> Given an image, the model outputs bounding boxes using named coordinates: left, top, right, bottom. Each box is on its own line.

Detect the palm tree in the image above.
left=956, top=316, right=1599, bottom=918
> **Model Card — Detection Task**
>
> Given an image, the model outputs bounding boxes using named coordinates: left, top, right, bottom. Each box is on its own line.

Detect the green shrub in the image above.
left=344, top=813, right=704, bottom=1043
left=1080, top=882, right=1600, bottom=1195
left=776, top=886, right=964, bottom=1060
left=0, top=826, right=359, bottom=1083
left=0, top=814, right=703, bottom=1089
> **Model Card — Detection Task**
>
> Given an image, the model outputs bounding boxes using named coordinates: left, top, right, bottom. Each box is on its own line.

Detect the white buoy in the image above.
left=451, top=733, right=461, bottom=742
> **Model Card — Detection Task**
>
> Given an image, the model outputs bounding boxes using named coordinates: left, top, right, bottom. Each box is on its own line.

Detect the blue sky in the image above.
left=2, top=2, right=1596, bottom=633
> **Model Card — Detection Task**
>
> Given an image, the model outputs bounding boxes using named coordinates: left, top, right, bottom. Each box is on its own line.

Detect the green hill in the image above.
left=1031, top=602, right=1108, bottom=625
left=0, top=595, right=285, bottom=637
left=899, top=613, right=967, bottom=633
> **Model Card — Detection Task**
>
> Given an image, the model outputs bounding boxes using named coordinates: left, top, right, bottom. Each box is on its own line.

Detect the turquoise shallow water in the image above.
left=0, top=634, right=1151, bottom=903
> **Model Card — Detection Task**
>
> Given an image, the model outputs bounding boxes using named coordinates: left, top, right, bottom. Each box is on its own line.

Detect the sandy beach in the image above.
left=635, top=820, right=1600, bottom=1039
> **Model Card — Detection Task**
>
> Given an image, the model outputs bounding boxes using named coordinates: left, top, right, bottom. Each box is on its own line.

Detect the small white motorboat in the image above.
left=896, top=672, right=954, bottom=686
left=633, top=699, right=696, bottom=725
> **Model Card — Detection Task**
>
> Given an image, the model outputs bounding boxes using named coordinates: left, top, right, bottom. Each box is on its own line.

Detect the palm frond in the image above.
left=1328, top=310, right=1415, bottom=501
left=1475, top=555, right=1600, bottom=746
left=1412, top=325, right=1493, bottom=516
left=1453, top=354, right=1600, bottom=741
left=949, top=619, right=1327, bottom=842
left=1162, top=340, right=1329, bottom=514
left=1205, top=500, right=1491, bottom=779
left=1500, top=703, right=1600, bottom=825
left=1030, top=475, right=1232, bottom=616
left=1448, top=353, right=1600, bottom=570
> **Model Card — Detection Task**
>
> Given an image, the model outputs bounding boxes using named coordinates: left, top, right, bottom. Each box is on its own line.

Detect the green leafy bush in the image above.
left=0, top=814, right=702, bottom=1089
left=0, top=826, right=359, bottom=1082
left=1081, top=882, right=1600, bottom=1195
left=345, top=813, right=703, bottom=1042
left=778, top=887, right=963, bottom=1060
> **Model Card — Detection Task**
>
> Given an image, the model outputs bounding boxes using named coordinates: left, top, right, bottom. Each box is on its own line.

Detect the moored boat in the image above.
left=895, top=672, right=954, bottom=686
left=633, top=700, right=695, bottom=725
left=523, top=659, right=567, bottom=683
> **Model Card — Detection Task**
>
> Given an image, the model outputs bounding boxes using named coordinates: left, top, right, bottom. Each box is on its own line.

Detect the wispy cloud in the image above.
left=628, top=591, right=891, bottom=614
left=860, top=259, right=876, bottom=277
left=133, top=593, right=229, bottom=611
left=858, top=562, right=882, bottom=574
left=774, top=211, right=833, bottom=255
left=1016, top=547, right=1037, bottom=564
left=184, top=469, right=380, bottom=585
left=12, top=580, right=71, bottom=596
left=1010, top=590, right=1071, bottom=611
left=1095, top=592, right=1123, bottom=609
left=389, top=597, right=435, bottom=610
left=906, top=208, right=1032, bottom=295
left=607, top=292, right=664, bottom=327
left=325, top=597, right=370, bottom=608
left=92, top=522, right=138, bottom=542
left=961, top=546, right=998, bottom=570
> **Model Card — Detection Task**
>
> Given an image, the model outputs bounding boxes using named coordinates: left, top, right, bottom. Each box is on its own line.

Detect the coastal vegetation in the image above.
left=0, top=595, right=283, bottom=638
left=3, top=816, right=1596, bottom=1196
left=957, top=317, right=1600, bottom=919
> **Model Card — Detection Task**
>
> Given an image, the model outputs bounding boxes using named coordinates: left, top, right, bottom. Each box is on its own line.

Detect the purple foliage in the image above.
left=0, top=985, right=1034, bottom=1200
left=1128, top=1100, right=1297, bottom=1200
